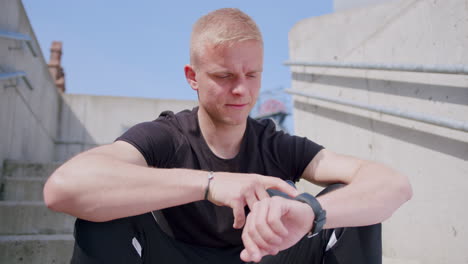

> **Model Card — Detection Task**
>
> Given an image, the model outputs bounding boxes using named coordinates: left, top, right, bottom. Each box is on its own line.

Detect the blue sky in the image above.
left=23, top=0, right=333, bottom=101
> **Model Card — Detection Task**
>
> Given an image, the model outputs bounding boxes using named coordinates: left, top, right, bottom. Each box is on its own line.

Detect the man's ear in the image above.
left=184, top=65, right=198, bottom=91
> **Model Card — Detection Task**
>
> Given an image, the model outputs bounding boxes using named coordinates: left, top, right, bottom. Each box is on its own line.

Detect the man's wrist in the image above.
left=299, top=201, right=315, bottom=233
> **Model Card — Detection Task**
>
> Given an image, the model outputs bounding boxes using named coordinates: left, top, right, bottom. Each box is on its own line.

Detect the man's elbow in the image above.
left=43, top=176, right=63, bottom=212
left=43, top=169, right=73, bottom=213
left=396, top=173, right=413, bottom=204
left=44, top=170, right=116, bottom=223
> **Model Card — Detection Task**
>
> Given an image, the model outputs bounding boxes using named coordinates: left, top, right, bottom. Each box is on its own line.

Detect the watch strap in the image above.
left=295, top=192, right=327, bottom=238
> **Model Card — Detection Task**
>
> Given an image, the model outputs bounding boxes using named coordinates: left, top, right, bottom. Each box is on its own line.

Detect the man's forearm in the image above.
left=44, top=152, right=207, bottom=222
left=317, top=161, right=412, bottom=229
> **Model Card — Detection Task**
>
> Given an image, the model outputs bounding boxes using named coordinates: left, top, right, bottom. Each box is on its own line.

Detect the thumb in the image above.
left=240, top=249, right=251, bottom=262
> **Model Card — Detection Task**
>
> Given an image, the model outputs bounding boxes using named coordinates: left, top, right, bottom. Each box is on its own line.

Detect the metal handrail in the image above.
left=284, top=61, right=468, bottom=75
left=286, top=89, right=468, bottom=133
left=0, top=71, right=54, bottom=143
left=0, top=71, right=33, bottom=90
left=0, top=29, right=38, bottom=57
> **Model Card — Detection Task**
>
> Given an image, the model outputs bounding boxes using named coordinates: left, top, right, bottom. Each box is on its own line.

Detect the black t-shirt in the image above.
left=116, top=107, right=323, bottom=248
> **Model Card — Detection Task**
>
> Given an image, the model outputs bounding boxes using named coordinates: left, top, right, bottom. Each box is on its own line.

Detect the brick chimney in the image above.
left=48, top=41, right=66, bottom=93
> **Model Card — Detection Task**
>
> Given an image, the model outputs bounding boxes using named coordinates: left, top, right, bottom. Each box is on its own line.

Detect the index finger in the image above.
left=232, top=199, right=246, bottom=229
left=262, top=177, right=299, bottom=198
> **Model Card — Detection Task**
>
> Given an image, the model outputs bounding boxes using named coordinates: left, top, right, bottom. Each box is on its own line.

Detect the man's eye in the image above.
left=247, top=74, right=257, bottom=78
left=216, top=74, right=231, bottom=79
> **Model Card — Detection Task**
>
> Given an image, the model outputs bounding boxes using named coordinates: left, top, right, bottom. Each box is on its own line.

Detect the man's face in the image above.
left=188, top=40, right=263, bottom=126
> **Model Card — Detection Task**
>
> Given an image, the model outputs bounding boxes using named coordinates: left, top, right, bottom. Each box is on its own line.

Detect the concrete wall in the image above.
left=0, top=0, right=61, bottom=170
left=334, top=0, right=397, bottom=11
left=289, top=0, right=468, bottom=263
left=56, top=94, right=198, bottom=161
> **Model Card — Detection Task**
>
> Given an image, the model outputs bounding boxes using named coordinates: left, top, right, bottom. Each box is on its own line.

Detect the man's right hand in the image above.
left=206, top=172, right=299, bottom=229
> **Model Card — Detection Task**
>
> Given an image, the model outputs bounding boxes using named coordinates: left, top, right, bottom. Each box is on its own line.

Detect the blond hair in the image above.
left=190, top=8, right=263, bottom=66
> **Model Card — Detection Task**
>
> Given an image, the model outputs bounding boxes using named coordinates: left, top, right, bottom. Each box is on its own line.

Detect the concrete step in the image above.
left=2, top=160, right=61, bottom=178
left=0, top=234, right=74, bottom=264
left=0, top=201, right=75, bottom=235
left=1, top=177, right=46, bottom=201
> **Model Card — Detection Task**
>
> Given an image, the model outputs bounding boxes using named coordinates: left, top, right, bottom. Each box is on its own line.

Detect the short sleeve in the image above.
left=286, top=133, right=324, bottom=182
left=263, top=120, right=324, bottom=182
left=115, top=121, right=177, bottom=168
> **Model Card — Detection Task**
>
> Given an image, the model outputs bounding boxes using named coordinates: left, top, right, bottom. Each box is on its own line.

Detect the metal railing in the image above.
left=0, top=29, right=38, bottom=57
left=0, top=71, right=54, bottom=143
left=286, top=89, right=468, bottom=133
left=0, top=71, right=33, bottom=90
left=284, top=61, right=468, bottom=75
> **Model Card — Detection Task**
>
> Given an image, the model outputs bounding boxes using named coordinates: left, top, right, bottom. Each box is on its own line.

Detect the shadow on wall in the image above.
left=295, top=100, right=468, bottom=160
left=54, top=98, right=97, bottom=162
left=292, top=72, right=468, bottom=105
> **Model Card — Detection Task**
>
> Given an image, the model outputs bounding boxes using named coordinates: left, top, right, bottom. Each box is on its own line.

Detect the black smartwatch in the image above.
left=295, top=192, right=327, bottom=238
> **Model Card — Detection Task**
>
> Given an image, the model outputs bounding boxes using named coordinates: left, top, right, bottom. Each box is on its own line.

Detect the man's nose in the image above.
left=231, top=78, right=248, bottom=96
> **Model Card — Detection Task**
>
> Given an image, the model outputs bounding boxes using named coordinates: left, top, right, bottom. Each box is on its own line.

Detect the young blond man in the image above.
left=44, top=8, right=412, bottom=264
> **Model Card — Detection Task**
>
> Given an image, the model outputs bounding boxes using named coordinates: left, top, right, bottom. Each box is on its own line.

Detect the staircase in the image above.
left=0, top=160, right=75, bottom=263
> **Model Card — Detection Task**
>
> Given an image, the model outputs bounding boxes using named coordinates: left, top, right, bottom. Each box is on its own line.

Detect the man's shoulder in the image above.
left=248, top=117, right=276, bottom=133
left=247, top=117, right=286, bottom=140
left=119, top=108, right=196, bottom=143
left=156, top=107, right=196, bottom=122
left=147, top=107, right=197, bottom=131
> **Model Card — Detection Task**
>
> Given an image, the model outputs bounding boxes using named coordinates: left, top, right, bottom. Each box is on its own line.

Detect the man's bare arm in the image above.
left=44, top=141, right=298, bottom=224
left=43, top=141, right=209, bottom=222
left=303, top=149, right=413, bottom=228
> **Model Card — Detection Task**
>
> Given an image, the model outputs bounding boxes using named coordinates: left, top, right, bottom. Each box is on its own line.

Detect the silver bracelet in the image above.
left=204, top=171, right=214, bottom=200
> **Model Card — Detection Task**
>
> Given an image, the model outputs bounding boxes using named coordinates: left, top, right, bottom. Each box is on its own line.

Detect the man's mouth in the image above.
left=226, top=103, right=248, bottom=108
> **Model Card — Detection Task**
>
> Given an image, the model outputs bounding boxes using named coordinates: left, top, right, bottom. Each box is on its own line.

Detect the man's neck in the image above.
left=197, top=108, right=247, bottom=159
